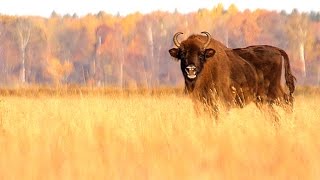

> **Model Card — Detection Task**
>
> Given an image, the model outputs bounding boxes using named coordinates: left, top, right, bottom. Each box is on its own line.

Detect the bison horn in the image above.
left=201, top=31, right=211, bottom=49
left=173, top=32, right=183, bottom=47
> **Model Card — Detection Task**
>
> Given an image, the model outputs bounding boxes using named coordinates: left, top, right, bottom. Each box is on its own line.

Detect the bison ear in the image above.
left=205, top=48, right=216, bottom=58
left=169, top=48, right=180, bottom=59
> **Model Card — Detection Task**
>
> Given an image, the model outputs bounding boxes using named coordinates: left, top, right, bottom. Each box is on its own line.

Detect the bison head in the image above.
left=169, top=32, right=216, bottom=81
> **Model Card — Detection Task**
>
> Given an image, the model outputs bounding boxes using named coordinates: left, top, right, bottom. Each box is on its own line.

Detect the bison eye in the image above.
left=179, top=52, right=186, bottom=60
left=199, top=53, right=205, bottom=61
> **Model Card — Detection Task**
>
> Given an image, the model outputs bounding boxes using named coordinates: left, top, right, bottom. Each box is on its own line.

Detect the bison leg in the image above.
left=282, top=93, right=294, bottom=113
left=192, top=97, right=220, bottom=123
left=268, top=92, right=294, bottom=113
left=257, top=102, right=280, bottom=128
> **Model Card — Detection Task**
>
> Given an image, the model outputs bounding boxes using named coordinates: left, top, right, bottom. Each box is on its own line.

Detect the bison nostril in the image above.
left=185, top=65, right=196, bottom=74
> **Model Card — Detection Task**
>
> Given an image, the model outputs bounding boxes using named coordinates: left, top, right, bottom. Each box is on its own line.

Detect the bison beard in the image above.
left=169, top=32, right=259, bottom=118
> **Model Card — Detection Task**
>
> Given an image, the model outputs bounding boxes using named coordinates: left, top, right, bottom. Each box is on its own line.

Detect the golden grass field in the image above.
left=0, top=87, right=319, bottom=180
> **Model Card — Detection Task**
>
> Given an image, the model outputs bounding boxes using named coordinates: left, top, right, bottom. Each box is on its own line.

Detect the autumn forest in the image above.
left=0, top=4, right=320, bottom=87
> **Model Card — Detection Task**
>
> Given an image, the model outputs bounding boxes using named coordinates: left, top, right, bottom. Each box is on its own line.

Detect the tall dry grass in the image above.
left=0, top=88, right=319, bottom=179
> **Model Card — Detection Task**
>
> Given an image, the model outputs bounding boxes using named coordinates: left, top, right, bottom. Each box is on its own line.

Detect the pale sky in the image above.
left=0, top=0, right=319, bottom=17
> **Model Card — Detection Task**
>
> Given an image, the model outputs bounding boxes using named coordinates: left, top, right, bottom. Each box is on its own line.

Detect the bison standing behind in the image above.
left=233, top=45, right=296, bottom=110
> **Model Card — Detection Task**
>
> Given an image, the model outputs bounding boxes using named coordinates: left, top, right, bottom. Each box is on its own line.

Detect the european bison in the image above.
left=233, top=45, right=296, bottom=110
left=168, top=32, right=259, bottom=116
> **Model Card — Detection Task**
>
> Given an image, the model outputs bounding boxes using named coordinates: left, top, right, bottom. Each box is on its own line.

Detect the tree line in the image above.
left=0, top=4, right=319, bottom=87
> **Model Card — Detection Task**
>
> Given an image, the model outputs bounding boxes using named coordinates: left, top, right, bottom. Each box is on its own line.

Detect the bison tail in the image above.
left=279, top=49, right=297, bottom=96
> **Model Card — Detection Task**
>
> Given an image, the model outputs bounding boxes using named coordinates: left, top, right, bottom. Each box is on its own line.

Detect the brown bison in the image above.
left=233, top=45, right=296, bottom=110
left=168, top=32, right=259, bottom=115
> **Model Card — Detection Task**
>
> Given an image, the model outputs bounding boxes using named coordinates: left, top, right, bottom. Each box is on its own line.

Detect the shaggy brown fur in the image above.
left=232, top=45, right=296, bottom=109
left=169, top=32, right=259, bottom=115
